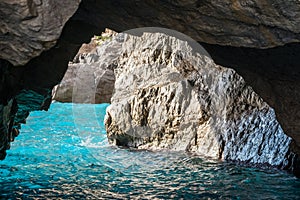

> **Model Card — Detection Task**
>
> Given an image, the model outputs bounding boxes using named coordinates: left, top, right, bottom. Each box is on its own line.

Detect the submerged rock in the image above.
left=104, top=31, right=298, bottom=172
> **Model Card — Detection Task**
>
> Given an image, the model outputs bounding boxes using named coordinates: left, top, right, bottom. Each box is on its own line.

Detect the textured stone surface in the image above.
left=52, top=61, right=115, bottom=104
left=0, top=100, right=17, bottom=160
left=0, top=0, right=300, bottom=172
left=74, top=0, right=300, bottom=48
left=52, top=29, right=117, bottom=103
left=67, top=1, right=300, bottom=151
left=3, top=0, right=300, bottom=66
left=0, top=0, right=81, bottom=66
left=201, top=43, right=300, bottom=159
left=0, top=35, right=81, bottom=160
left=104, top=32, right=298, bottom=173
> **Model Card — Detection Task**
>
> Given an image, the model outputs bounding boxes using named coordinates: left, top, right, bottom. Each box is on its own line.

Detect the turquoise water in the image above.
left=0, top=103, right=299, bottom=199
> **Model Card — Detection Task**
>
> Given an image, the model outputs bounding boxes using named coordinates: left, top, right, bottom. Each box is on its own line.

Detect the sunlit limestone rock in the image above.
left=52, top=29, right=117, bottom=103
left=52, top=61, right=115, bottom=104
left=105, top=32, right=297, bottom=170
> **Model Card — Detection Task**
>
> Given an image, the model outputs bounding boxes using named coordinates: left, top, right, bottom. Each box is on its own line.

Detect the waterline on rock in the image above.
left=0, top=103, right=299, bottom=199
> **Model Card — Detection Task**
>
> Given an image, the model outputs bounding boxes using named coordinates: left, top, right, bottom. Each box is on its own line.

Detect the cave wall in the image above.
left=1, top=0, right=300, bottom=163
left=0, top=37, right=81, bottom=158
left=0, top=0, right=81, bottom=66
left=72, top=0, right=300, bottom=48
left=67, top=0, right=300, bottom=153
left=201, top=43, right=300, bottom=155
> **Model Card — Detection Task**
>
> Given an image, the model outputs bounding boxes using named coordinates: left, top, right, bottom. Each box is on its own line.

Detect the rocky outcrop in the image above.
left=104, top=32, right=299, bottom=174
left=0, top=0, right=81, bottom=66
left=201, top=43, right=300, bottom=161
left=52, top=61, right=115, bottom=104
left=2, top=0, right=300, bottom=66
left=1, top=0, right=300, bottom=171
left=69, top=0, right=300, bottom=152
left=52, top=29, right=117, bottom=103
left=0, top=60, right=53, bottom=159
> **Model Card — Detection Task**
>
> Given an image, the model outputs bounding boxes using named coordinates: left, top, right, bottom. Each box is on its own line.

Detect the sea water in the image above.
left=0, top=102, right=299, bottom=199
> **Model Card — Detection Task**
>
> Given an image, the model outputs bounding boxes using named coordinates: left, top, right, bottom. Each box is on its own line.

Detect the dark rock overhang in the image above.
left=0, top=0, right=300, bottom=176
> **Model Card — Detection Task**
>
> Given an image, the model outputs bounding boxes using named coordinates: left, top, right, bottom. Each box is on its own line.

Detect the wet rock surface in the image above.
left=104, top=32, right=299, bottom=174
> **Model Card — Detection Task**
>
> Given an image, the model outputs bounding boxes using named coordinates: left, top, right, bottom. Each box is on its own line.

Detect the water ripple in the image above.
left=0, top=103, right=299, bottom=199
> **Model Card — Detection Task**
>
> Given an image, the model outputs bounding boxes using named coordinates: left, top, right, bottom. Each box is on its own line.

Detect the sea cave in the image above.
left=0, top=0, right=300, bottom=199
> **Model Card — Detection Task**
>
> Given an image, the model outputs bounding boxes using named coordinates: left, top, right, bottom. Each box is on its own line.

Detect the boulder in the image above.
left=104, top=32, right=298, bottom=174
left=52, top=29, right=117, bottom=103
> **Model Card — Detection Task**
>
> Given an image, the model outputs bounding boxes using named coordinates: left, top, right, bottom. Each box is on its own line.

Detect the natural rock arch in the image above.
left=0, top=1, right=300, bottom=177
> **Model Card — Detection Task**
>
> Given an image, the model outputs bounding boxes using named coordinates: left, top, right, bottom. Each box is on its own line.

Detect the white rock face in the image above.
left=104, top=32, right=293, bottom=167
left=52, top=61, right=115, bottom=104
left=52, top=29, right=118, bottom=103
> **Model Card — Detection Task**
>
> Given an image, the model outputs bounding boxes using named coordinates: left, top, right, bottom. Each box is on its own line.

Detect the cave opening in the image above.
left=1, top=0, right=300, bottom=198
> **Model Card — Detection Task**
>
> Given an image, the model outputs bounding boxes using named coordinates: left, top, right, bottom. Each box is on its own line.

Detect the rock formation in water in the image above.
left=0, top=0, right=81, bottom=159
left=104, top=32, right=299, bottom=174
left=52, top=29, right=117, bottom=103
left=0, top=0, right=300, bottom=176
left=65, top=1, right=300, bottom=157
